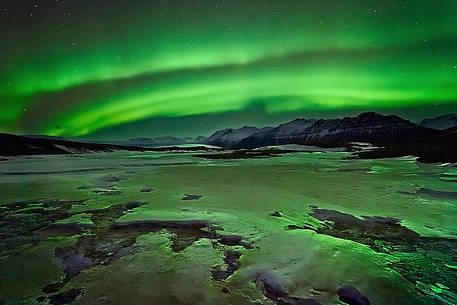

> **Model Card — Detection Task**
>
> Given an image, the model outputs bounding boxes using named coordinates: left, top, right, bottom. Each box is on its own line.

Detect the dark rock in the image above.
left=111, top=219, right=211, bottom=232
left=140, top=188, right=154, bottom=192
left=54, top=234, right=138, bottom=283
left=92, top=190, right=122, bottom=196
left=337, top=285, right=370, bottom=305
left=399, top=188, right=457, bottom=200
left=255, top=271, right=321, bottom=305
left=60, top=251, right=95, bottom=278
left=36, top=296, right=46, bottom=303
left=270, top=210, right=282, bottom=217
left=48, top=288, right=81, bottom=305
left=42, top=281, right=65, bottom=294
left=310, top=208, right=420, bottom=252
left=211, top=250, right=242, bottom=281
left=355, top=126, right=457, bottom=163
left=181, top=194, right=203, bottom=200
left=417, top=188, right=457, bottom=200
left=286, top=224, right=315, bottom=231
left=221, top=287, right=230, bottom=293
left=77, top=185, right=91, bottom=190
left=4, top=197, right=255, bottom=304
left=125, top=201, right=142, bottom=209
left=89, top=201, right=143, bottom=227
left=39, top=223, right=90, bottom=236
left=281, top=296, right=322, bottom=305
left=0, top=199, right=87, bottom=251
left=218, top=234, right=252, bottom=249
left=35, top=202, right=147, bottom=296
left=255, top=271, right=286, bottom=301
left=308, top=208, right=457, bottom=297
left=111, top=219, right=252, bottom=252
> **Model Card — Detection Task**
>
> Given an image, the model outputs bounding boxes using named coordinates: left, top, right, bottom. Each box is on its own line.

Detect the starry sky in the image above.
left=1, top=0, right=457, bottom=139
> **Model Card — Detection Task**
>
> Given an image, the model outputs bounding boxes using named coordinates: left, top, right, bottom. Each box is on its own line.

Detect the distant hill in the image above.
left=237, top=112, right=435, bottom=148
left=194, top=135, right=207, bottom=143
left=237, top=118, right=317, bottom=148
left=0, top=133, right=216, bottom=157
left=420, top=114, right=457, bottom=130
left=25, top=135, right=66, bottom=140
left=126, top=136, right=190, bottom=147
left=0, top=133, right=148, bottom=156
left=205, top=126, right=272, bottom=147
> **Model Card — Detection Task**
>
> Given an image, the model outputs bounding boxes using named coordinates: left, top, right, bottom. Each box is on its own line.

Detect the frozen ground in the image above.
left=0, top=151, right=456, bottom=305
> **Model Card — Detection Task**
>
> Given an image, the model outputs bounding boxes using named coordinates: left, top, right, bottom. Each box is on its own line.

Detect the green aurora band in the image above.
left=1, top=0, right=457, bottom=137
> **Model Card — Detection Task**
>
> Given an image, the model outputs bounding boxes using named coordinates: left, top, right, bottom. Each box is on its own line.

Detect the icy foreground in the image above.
left=0, top=151, right=456, bottom=305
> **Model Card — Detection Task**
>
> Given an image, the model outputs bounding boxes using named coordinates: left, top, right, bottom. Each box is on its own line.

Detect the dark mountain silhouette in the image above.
left=194, top=135, right=207, bottom=143
left=126, top=136, right=190, bottom=147
left=205, top=126, right=272, bottom=147
left=235, top=118, right=317, bottom=149
left=3, top=112, right=453, bottom=163
left=237, top=112, right=435, bottom=148
left=356, top=126, right=457, bottom=163
left=420, top=114, right=457, bottom=130
left=0, top=133, right=217, bottom=157
left=0, top=133, right=148, bottom=156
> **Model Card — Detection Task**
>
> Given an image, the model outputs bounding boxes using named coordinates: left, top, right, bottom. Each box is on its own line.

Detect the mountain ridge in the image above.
left=0, top=132, right=148, bottom=156
left=420, top=113, right=457, bottom=130
left=2, top=112, right=455, bottom=163
left=236, top=112, right=435, bottom=149
left=0, top=133, right=215, bottom=157
left=204, top=126, right=272, bottom=147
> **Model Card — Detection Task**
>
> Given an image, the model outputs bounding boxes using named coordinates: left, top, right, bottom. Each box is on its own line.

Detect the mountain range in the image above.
left=1, top=112, right=457, bottom=163
left=201, top=112, right=457, bottom=163
left=204, top=126, right=273, bottom=147
left=0, top=133, right=213, bottom=157
left=118, top=136, right=196, bottom=147
left=0, top=133, right=147, bottom=156
left=205, top=112, right=437, bottom=148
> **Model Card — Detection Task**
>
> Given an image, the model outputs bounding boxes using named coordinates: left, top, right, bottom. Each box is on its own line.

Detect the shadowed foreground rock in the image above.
left=337, top=285, right=370, bottom=305
left=181, top=194, right=203, bottom=200
left=255, top=271, right=322, bottom=305
left=301, top=208, right=457, bottom=301
left=1, top=197, right=255, bottom=304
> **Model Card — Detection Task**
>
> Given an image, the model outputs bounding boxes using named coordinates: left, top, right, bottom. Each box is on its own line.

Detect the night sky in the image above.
left=1, top=0, right=457, bottom=139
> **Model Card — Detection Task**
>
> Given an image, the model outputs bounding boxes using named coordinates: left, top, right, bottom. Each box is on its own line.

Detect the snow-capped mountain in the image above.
left=205, top=126, right=272, bottom=147
left=237, top=112, right=435, bottom=148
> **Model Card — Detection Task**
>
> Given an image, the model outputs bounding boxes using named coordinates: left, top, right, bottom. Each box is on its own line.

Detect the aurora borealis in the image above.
left=1, top=0, right=457, bottom=139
